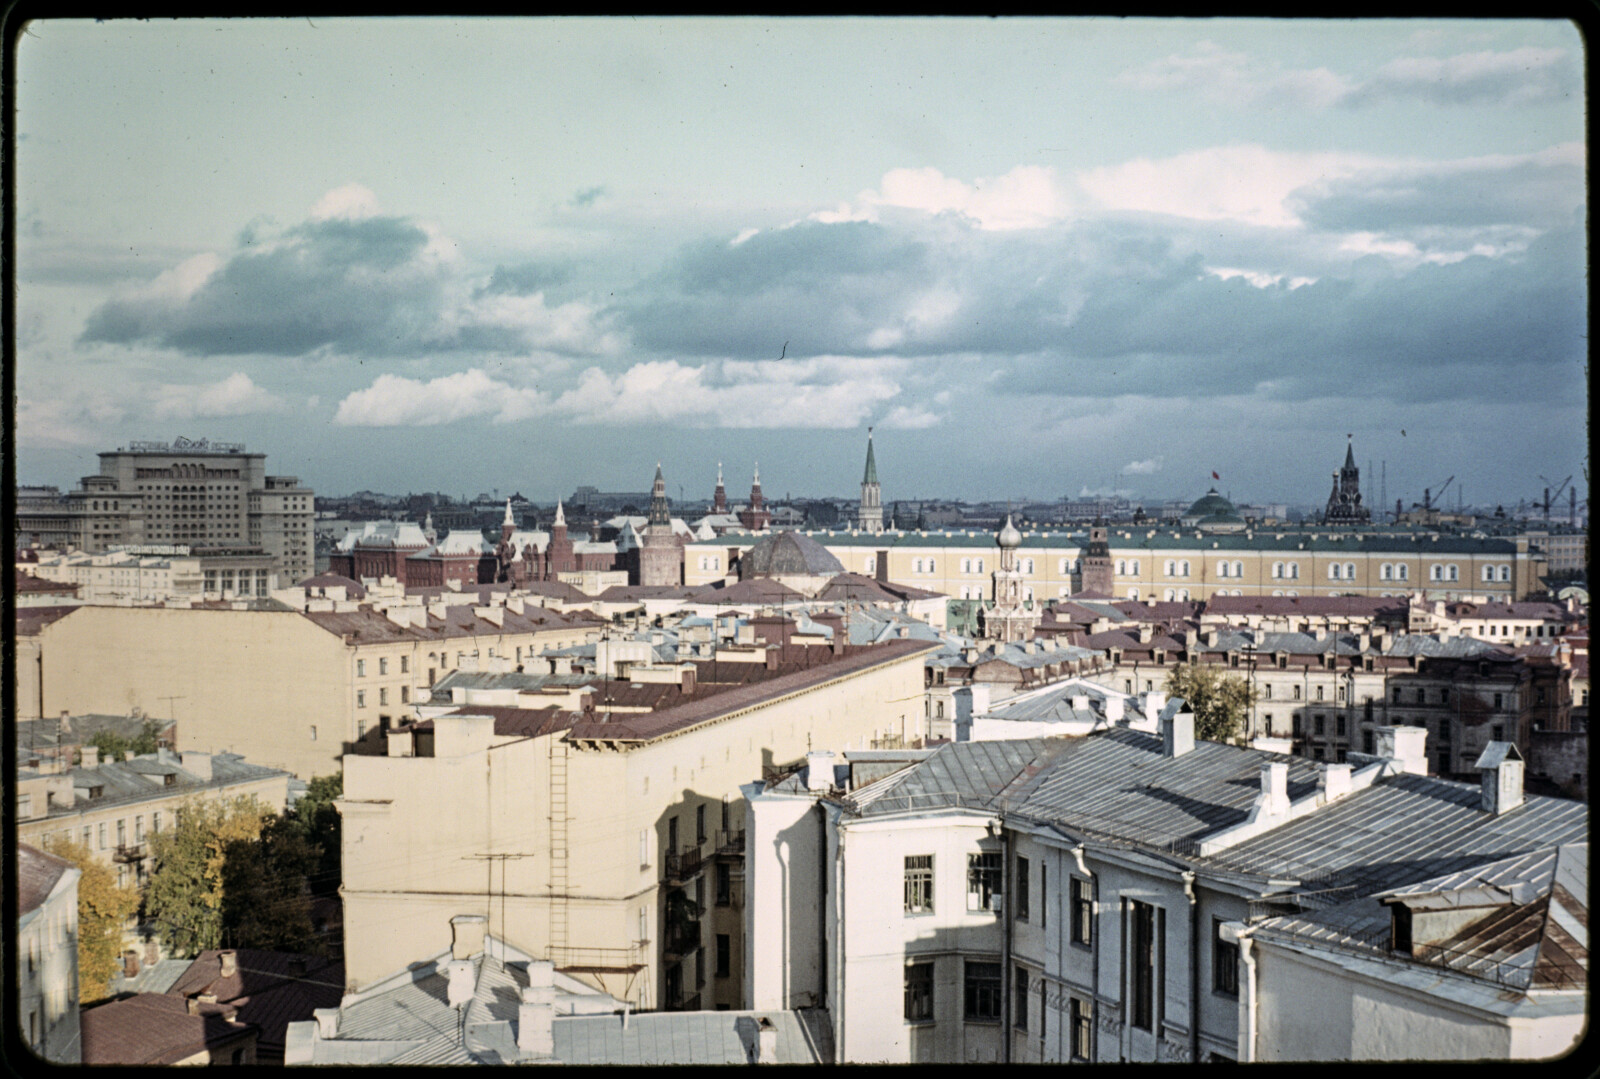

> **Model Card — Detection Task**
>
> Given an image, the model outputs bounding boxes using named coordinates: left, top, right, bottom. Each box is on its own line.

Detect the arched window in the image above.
left=1180, top=561, right=1190, bottom=576
left=1217, top=560, right=1230, bottom=578
left=1329, top=564, right=1341, bottom=580
left=1059, top=558, right=1071, bottom=574
left=975, top=559, right=985, bottom=573
left=1130, top=560, right=1141, bottom=576
left=1381, top=563, right=1393, bottom=580
left=1429, top=564, right=1442, bottom=582
left=1286, top=590, right=1297, bottom=597
left=1116, top=560, right=1126, bottom=576
left=1396, top=564, right=1409, bottom=580
left=1344, top=563, right=1355, bottom=579
left=1178, top=589, right=1189, bottom=601
left=1023, top=586, right=1034, bottom=600
left=1288, top=563, right=1299, bottom=579
left=1128, top=588, right=1140, bottom=600
left=1498, top=565, right=1510, bottom=582
left=1446, top=564, right=1458, bottom=582
left=1164, top=589, right=1175, bottom=601
left=1481, top=564, right=1494, bottom=582
left=1022, top=558, right=1034, bottom=574
left=961, top=558, right=971, bottom=574
left=1232, top=562, right=1243, bottom=577
left=1165, top=559, right=1176, bottom=576
left=1272, top=589, right=1283, bottom=597
left=927, top=558, right=936, bottom=574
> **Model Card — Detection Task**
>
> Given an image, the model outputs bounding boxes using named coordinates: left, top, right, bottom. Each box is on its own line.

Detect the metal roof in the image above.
left=554, top=1009, right=831, bottom=1065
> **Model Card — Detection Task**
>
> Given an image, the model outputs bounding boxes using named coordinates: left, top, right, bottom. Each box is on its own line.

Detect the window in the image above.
left=1039, top=862, right=1046, bottom=928
left=1329, top=563, right=1342, bottom=580
left=1382, top=563, right=1394, bottom=580
left=1494, top=693, right=1503, bottom=709
left=356, top=659, right=366, bottom=677
left=1498, top=565, right=1510, bottom=582
left=117, top=819, right=126, bottom=846
left=1316, top=685, right=1324, bottom=701
left=1344, top=563, right=1355, bottom=579
left=1314, top=714, right=1325, bottom=735
left=1217, top=560, right=1230, bottom=578
left=1293, top=685, right=1302, bottom=700
left=1272, top=561, right=1283, bottom=579
left=717, top=934, right=731, bottom=978
left=1482, top=565, right=1495, bottom=582
left=1446, top=564, right=1458, bottom=582
left=1263, top=683, right=1273, bottom=699
left=905, top=855, right=934, bottom=914
left=964, top=961, right=1002, bottom=1021
left=1130, top=900, right=1157, bottom=1031
left=357, top=720, right=367, bottom=738
left=1071, top=877, right=1093, bottom=945
left=968, top=852, right=1002, bottom=912
left=401, top=686, right=409, bottom=704
left=1130, top=560, right=1141, bottom=576
left=1165, top=560, right=1176, bottom=576
left=379, top=657, right=388, bottom=675
left=98, top=822, right=107, bottom=849
left=135, top=815, right=144, bottom=841
left=975, top=559, right=984, bottom=573
left=1022, top=558, right=1034, bottom=574
left=1014, top=966, right=1030, bottom=1030
left=905, top=962, right=935, bottom=1023
left=356, top=690, right=366, bottom=708
left=1492, top=724, right=1504, bottom=742
left=310, top=725, right=317, bottom=741
left=1070, top=997, right=1093, bottom=1061
left=1393, top=687, right=1403, bottom=703
left=1396, top=564, right=1409, bottom=580
left=152, top=811, right=161, bottom=833
left=697, top=805, right=706, bottom=845
left=400, top=655, right=408, bottom=673
left=379, top=687, right=388, bottom=706
left=1116, top=560, right=1126, bottom=576
left=1213, top=918, right=1239, bottom=996
left=1430, top=564, right=1442, bottom=582
left=639, top=831, right=650, bottom=866
left=1336, top=715, right=1347, bottom=737
left=1180, top=561, right=1191, bottom=576
left=1016, top=857, right=1030, bottom=921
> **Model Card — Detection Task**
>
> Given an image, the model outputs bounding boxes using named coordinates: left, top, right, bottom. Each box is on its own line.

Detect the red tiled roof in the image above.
left=14, top=569, right=78, bottom=594
left=1201, top=594, right=1406, bottom=618
left=566, top=638, right=938, bottom=743
left=300, top=602, right=595, bottom=643
left=14, top=605, right=79, bottom=636
left=164, top=950, right=344, bottom=1062
left=431, top=706, right=574, bottom=739
left=81, top=993, right=256, bottom=1065
left=16, top=843, right=74, bottom=915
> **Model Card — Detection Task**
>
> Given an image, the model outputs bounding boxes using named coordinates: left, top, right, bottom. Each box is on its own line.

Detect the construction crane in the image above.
left=1412, top=476, right=1455, bottom=512
left=1538, top=475, right=1572, bottom=525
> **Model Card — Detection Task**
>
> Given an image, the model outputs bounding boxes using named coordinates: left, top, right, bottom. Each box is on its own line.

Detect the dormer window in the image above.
left=1390, top=904, right=1413, bottom=955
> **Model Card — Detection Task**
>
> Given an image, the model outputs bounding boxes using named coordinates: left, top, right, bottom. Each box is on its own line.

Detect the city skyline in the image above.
left=14, top=17, right=1587, bottom=506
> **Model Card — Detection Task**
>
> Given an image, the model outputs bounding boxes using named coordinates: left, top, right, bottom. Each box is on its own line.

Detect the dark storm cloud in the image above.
left=81, top=215, right=446, bottom=357
left=622, top=220, right=934, bottom=357
left=477, top=260, right=575, bottom=296
left=1290, top=158, right=1583, bottom=234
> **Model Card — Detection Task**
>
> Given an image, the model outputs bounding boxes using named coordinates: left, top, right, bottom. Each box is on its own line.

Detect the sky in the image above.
left=13, top=17, right=1588, bottom=511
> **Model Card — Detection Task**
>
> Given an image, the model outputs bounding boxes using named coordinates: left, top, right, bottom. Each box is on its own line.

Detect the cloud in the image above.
left=810, top=165, right=1071, bottom=231
left=549, top=357, right=911, bottom=428
left=570, top=185, right=607, bottom=208
left=80, top=186, right=615, bottom=359
left=333, top=369, right=547, bottom=426
left=1121, top=457, right=1165, bottom=475
left=16, top=393, right=128, bottom=449
left=149, top=372, right=286, bottom=420
left=1116, top=43, right=1577, bottom=110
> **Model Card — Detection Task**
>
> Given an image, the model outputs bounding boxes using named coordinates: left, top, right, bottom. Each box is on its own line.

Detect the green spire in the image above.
left=1344, top=437, right=1356, bottom=471
left=862, top=429, right=879, bottom=486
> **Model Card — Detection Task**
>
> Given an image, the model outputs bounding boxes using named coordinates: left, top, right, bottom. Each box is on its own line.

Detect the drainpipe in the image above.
left=1000, top=819, right=1012, bottom=1063
left=1072, top=844, right=1099, bottom=1063
left=1236, top=932, right=1257, bottom=1063
left=1182, top=871, right=1199, bottom=1064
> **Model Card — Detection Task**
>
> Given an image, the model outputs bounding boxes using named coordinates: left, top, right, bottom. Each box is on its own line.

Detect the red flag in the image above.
left=1211, top=471, right=1220, bottom=480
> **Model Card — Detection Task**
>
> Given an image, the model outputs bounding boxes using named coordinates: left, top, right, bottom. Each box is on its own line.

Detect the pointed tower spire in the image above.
left=1344, top=436, right=1357, bottom=471
left=857, top=427, right=884, bottom=533
left=713, top=461, right=728, bottom=514
left=553, top=499, right=566, bottom=528
left=647, top=462, right=671, bottom=528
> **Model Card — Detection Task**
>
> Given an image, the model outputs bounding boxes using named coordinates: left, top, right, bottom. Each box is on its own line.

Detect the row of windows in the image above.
left=355, top=656, right=410, bottom=677
left=354, top=686, right=411, bottom=709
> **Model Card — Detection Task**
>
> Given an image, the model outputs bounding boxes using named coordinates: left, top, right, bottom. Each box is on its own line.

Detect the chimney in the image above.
left=1104, top=696, right=1124, bottom=723
left=1144, top=690, right=1167, bottom=724
left=967, top=683, right=991, bottom=718
left=446, top=958, right=477, bottom=1009
left=1358, top=630, right=1371, bottom=653
left=764, top=647, right=779, bottom=671
left=1071, top=694, right=1090, bottom=714
left=681, top=665, right=697, bottom=695
left=1161, top=711, right=1194, bottom=757
left=517, top=960, right=555, bottom=1056
left=386, top=728, right=415, bottom=757
left=451, top=912, right=488, bottom=960
left=1184, top=629, right=1198, bottom=653
left=805, top=751, right=837, bottom=792
left=187, top=997, right=202, bottom=1016
left=964, top=647, right=979, bottom=664
left=1374, top=725, right=1428, bottom=775
left=551, top=655, right=573, bottom=676
left=1475, top=742, right=1525, bottom=815
left=219, top=950, right=237, bottom=978
left=1138, top=624, right=1153, bottom=644
left=181, top=752, right=212, bottom=781
left=757, top=1017, right=778, bottom=1064
left=81, top=745, right=99, bottom=770
left=58, top=710, right=72, bottom=735
left=1320, top=762, right=1352, bottom=801
left=1259, top=761, right=1290, bottom=816
left=313, top=1008, right=340, bottom=1039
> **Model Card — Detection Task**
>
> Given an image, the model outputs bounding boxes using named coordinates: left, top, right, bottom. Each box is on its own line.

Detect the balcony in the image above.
left=713, top=829, right=745, bottom=857
left=663, top=846, right=704, bottom=885
left=112, top=843, right=145, bottom=863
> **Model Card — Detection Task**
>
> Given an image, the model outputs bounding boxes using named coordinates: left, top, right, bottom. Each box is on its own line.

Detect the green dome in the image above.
left=1185, top=488, right=1236, bottom=519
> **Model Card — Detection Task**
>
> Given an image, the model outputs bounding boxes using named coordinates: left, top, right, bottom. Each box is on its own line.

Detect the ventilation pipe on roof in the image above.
left=1319, top=762, right=1352, bottom=801
left=1104, top=696, right=1124, bottom=723
left=805, top=751, right=837, bottom=792
left=1475, top=742, right=1524, bottom=815
left=1259, top=761, right=1290, bottom=816
left=219, top=950, right=237, bottom=978
left=756, top=1017, right=778, bottom=1064
left=81, top=745, right=99, bottom=770
left=1374, top=725, right=1428, bottom=776
left=517, top=960, right=555, bottom=1057
left=1161, top=711, right=1195, bottom=758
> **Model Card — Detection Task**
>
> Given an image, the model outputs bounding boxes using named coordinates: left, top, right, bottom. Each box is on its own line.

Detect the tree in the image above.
left=1164, top=662, right=1257, bottom=745
left=40, top=837, right=141, bottom=1004
left=83, top=718, right=164, bottom=765
left=285, top=774, right=342, bottom=900
left=220, top=814, right=321, bottom=953
left=145, top=796, right=280, bottom=956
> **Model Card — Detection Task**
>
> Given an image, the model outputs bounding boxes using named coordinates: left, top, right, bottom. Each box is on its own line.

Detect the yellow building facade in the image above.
left=337, top=638, right=936, bottom=1010
left=28, top=604, right=599, bottom=780
left=685, top=528, right=1544, bottom=604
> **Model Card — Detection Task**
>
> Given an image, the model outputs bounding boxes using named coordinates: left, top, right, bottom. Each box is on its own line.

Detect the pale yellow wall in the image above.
left=684, top=537, right=1533, bottom=603
left=338, top=647, right=931, bottom=1006
left=35, top=607, right=586, bottom=780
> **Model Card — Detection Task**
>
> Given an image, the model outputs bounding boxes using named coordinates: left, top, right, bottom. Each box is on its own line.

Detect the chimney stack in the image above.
left=1374, top=725, right=1428, bottom=775
left=517, top=960, right=555, bottom=1057
left=757, top=1017, right=778, bottom=1064
left=219, top=950, right=237, bottom=978
left=1475, top=742, right=1525, bottom=815
left=1319, top=762, right=1352, bottom=801
left=1259, top=761, right=1290, bottom=816
left=1161, top=711, right=1194, bottom=757
left=451, top=913, right=487, bottom=960
left=805, top=751, right=837, bottom=792
left=1104, top=696, right=1124, bottom=723
left=81, top=745, right=99, bottom=770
